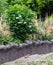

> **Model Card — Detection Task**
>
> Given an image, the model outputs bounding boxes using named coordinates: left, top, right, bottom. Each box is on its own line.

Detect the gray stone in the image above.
left=0, top=40, right=53, bottom=51
left=35, top=41, right=40, bottom=45
left=25, top=40, right=33, bottom=45
left=22, top=43, right=29, bottom=47
left=40, top=41, right=52, bottom=45
left=18, top=44, right=23, bottom=48
left=50, top=40, right=53, bottom=43
left=0, top=45, right=5, bottom=50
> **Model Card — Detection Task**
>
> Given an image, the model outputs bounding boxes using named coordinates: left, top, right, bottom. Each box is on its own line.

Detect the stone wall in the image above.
left=0, top=40, right=53, bottom=64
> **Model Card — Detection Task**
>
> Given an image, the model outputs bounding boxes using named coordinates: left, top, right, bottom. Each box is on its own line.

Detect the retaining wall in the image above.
left=0, top=40, right=53, bottom=64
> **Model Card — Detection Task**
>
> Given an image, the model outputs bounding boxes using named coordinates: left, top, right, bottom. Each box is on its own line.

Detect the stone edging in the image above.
left=0, top=40, right=53, bottom=50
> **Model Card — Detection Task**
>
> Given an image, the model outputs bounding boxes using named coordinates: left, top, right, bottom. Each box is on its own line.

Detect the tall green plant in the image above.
left=7, top=4, right=36, bottom=42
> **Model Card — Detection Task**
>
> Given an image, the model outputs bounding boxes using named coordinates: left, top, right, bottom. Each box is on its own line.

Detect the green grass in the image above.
left=28, top=61, right=53, bottom=65
left=15, top=61, right=53, bottom=65
left=1, top=61, right=53, bottom=65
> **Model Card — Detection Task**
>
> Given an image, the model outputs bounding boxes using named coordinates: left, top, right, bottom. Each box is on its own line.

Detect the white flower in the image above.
left=19, top=15, right=22, bottom=18
left=18, top=22, right=22, bottom=24
left=29, top=25, right=32, bottom=28
left=30, top=30, right=32, bottom=31
left=24, top=22, right=27, bottom=24
left=16, top=17, right=19, bottom=19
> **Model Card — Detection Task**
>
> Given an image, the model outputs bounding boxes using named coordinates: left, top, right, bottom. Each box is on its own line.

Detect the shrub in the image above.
left=6, top=4, right=36, bottom=42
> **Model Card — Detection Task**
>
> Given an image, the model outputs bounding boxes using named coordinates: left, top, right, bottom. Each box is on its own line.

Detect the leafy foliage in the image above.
left=0, top=0, right=8, bottom=15
left=0, top=31, right=12, bottom=45
left=0, top=0, right=53, bottom=44
left=7, top=4, right=35, bottom=42
left=42, top=33, right=53, bottom=40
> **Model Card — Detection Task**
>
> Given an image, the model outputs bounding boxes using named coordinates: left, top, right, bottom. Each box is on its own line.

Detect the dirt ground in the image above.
left=2, top=52, right=53, bottom=65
